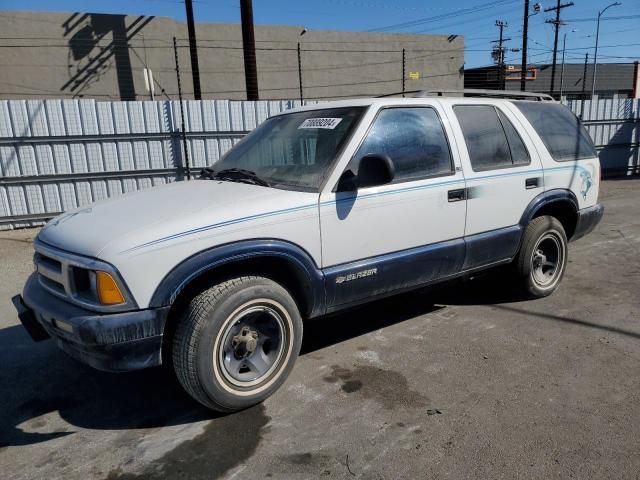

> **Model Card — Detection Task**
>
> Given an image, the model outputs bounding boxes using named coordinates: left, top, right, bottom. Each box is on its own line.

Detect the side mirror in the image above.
left=355, top=153, right=395, bottom=189
left=336, top=169, right=358, bottom=192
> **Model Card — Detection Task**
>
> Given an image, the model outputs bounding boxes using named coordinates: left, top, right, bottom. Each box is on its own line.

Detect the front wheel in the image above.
left=514, top=215, right=568, bottom=298
left=172, top=276, right=303, bottom=412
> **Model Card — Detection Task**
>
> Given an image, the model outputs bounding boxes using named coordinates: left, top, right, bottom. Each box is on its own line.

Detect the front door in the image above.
left=319, top=104, right=467, bottom=310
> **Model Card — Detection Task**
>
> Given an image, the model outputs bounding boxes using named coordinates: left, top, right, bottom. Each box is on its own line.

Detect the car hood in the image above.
left=38, top=179, right=317, bottom=258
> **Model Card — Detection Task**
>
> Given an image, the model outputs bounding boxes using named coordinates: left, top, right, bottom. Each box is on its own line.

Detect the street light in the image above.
left=590, top=2, right=622, bottom=99
left=559, top=29, right=578, bottom=99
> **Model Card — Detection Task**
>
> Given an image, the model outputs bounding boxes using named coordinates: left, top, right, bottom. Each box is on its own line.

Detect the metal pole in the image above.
left=633, top=60, right=640, bottom=99
left=184, top=0, right=202, bottom=100
left=559, top=33, right=567, bottom=99
left=590, top=13, right=602, bottom=99
left=591, top=3, right=621, bottom=99
left=297, top=42, right=303, bottom=102
left=240, top=0, right=259, bottom=100
left=580, top=52, right=589, bottom=119
left=499, top=23, right=504, bottom=89
left=173, top=37, right=191, bottom=180
left=402, top=48, right=406, bottom=97
left=521, top=0, right=529, bottom=92
left=549, top=1, right=561, bottom=95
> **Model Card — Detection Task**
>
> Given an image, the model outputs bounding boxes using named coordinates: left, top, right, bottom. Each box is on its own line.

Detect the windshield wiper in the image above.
left=200, top=167, right=270, bottom=187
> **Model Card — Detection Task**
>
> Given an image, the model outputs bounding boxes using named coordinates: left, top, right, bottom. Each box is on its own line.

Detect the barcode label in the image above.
left=298, top=118, right=343, bottom=129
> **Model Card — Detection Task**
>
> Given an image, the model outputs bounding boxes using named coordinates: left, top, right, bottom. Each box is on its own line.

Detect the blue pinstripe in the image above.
left=123, top=164, right=591, bottom=253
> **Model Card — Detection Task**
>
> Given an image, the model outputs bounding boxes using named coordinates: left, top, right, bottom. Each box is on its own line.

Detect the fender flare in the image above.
left=519, top=188, right=579, bottom=228
left=148, top=239, right=326, bottom=317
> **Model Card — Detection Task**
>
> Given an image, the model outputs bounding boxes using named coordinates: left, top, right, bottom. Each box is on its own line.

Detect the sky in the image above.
left=1, top=0, right=638, bottom=67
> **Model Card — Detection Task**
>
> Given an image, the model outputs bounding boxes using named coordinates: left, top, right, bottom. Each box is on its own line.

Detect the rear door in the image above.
left=445, top=101, right=543, bottom=269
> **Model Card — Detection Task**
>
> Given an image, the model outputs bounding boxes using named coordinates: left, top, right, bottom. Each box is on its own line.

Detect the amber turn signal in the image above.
left=96, top=271, right=125, bottom=305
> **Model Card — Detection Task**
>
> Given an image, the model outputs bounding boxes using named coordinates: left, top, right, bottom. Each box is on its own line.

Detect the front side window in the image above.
left=215, top=107, right=365, bottom=191
left=348, top=107, right=453, bottom=184
left=453, top=105, right=530, bottom=171
left=514, top=102, right=597, bottom=162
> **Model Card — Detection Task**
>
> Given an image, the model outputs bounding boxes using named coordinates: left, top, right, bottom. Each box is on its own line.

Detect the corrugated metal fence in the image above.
left=566, top=97, right=640, bottom=177
left=0, top=97, right=638, bottom=230
left=0, top=99, right=311, bottom=229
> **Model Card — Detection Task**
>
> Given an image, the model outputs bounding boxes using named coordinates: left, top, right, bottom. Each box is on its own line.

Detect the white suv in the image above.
left=13, top=91, right=603, bottom=412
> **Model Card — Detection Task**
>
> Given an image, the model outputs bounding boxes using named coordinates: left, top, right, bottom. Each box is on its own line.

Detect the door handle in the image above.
left=447, top=188, right=466, bottom=202
left=525, top=177, right=540, bottom=189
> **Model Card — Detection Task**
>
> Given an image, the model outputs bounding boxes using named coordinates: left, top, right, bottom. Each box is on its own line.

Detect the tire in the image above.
left=172, top=276, right=303, bottom=412
left=514, top=215, right=568, bottom=298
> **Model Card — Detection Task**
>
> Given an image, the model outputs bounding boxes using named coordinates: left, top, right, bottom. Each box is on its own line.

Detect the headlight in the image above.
left=70, top=267, right=126, bottom=306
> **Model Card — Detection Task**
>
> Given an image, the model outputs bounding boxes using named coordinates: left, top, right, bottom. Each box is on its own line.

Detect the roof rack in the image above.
left=377, top=89, right=554, bottom=102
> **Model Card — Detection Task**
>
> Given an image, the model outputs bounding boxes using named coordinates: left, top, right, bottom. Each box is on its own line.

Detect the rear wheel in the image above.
left=514, top=215, right=568, bottom=298
left=172, top=276, right=303, bottom=412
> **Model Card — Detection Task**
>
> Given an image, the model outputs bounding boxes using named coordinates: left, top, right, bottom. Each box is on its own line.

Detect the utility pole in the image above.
left=184, top=0, right=202, bottom=100
left=521, top=2, right=541, bottom=92
left=492, top=21, right=510, bottom=90
left=240, top=0, right=259, bottom=100
left=544, top=0, right=574, bottom=97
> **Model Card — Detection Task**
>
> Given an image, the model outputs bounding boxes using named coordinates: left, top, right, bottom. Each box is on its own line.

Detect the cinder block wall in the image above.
left=0, top=11, right=464, bottom=101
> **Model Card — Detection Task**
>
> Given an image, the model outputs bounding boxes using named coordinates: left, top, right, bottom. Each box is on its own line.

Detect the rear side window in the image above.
left=453, top=105, right=530, bottom=171
left=514, top=102, right=597, bottom=162
left=351, top=107, right=453, bottom=184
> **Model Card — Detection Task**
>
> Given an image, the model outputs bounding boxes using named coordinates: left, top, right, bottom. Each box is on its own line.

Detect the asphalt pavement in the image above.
left=0, top=179, right=638, bottom=480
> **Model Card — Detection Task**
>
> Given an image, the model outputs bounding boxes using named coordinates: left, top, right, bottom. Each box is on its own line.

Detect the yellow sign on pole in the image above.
left=409, top=71, right=420, bottom=80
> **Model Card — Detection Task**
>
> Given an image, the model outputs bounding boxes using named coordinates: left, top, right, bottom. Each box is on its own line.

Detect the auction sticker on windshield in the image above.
left=298, top=118, right=343, bottom=129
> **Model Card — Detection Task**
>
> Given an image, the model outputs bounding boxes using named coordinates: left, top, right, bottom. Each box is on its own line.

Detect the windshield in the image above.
left=212, top=106, right=366, bottom=191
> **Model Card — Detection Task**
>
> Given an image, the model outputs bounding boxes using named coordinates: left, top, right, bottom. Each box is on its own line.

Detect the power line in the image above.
left=562, top=14, right=640, bottom=23
left=367, top=0, right=518, bottom=33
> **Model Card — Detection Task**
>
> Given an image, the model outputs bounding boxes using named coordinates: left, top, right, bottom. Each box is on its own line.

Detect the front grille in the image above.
left=39, top=275, right=66, bottom=295
left=34, top=252, right=62, bottom=274
left=34, top=250, right=70, bottom=299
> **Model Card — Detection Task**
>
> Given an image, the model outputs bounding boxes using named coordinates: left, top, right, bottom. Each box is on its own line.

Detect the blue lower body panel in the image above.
left=462, top=225, right=522, bottom=270
left=324, top=239, right=465, bottom=310
left=323, top=226, right=523, bottom=312
left=572, top=203, right=604, bottom=241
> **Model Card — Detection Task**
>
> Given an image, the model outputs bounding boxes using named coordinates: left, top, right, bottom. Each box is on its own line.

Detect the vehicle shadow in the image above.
left=0, top=285, right=450, bottom=448
left=3, top=269, right=633, bottom=450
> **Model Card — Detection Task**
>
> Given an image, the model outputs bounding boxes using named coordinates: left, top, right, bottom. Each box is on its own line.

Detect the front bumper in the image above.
left=14, top=273, right=170, bottom=372
left=572, top=203, right=604, bottom=242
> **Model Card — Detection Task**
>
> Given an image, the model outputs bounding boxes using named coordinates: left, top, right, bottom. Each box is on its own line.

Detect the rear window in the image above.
left=514, top=102, right=597, bottom=162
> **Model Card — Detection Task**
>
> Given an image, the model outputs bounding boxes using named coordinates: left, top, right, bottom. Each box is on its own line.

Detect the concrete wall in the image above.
left=0, top=11, right=464, bottom=101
